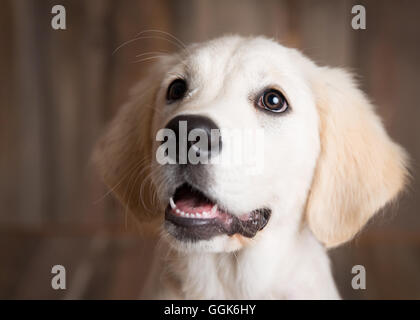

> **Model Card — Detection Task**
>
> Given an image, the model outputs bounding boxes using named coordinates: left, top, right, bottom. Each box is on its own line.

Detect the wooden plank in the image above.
left=10, top=0, right=46, bottom=225
left=0, top=0, right=19, bottom=224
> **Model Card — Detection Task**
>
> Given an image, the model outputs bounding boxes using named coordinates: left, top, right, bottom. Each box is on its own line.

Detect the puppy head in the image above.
left=94, top=36, right=408, bottom=251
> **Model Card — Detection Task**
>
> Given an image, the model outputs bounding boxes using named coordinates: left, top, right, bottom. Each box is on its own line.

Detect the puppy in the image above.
left=94, top=35, right=408, bottom=299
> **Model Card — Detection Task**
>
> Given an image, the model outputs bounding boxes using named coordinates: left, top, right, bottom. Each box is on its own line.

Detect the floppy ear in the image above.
left=93, top=62, right=167, bottom=221
left=306, top=67, right=409, bottom=248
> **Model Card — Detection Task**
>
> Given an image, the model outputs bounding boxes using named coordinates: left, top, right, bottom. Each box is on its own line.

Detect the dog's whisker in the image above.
left=150, top=170, right=165, bottom=208
left=135, top=51, right=171, bottom=58
left=146, top=164, right=165, bottom=208
left=112, top=35, right=185, bottom=56
left=147, top=165, right=164, bottom=206
left=132, top=161, right=155, bottom=215
left=122, top=160, right=148, bottom=219
left=131, top=55, right=169, bottom=65
left=138, top=164, right=163, bottom=215
left=118, top=154, right=155, bottom=221
left=135, top=29, right=188, bottom=51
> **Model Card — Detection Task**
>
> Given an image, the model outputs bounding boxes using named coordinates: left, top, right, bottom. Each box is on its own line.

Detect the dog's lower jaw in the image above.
left=140, top=226, right=340, bottom=300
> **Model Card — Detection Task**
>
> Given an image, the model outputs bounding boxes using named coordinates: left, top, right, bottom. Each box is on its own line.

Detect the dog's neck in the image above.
left=149, top=218, right=338, bottom=299
left=170, top=230, right=295, bottom=299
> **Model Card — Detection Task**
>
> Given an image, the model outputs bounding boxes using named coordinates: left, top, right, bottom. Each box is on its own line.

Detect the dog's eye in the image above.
left=167, top=79, right=187, bottom=102
left=257, top=89, right=288, bottom=113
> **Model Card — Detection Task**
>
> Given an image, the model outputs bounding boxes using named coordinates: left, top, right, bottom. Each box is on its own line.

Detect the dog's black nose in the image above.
left=164, top=114, right=222, bottom=163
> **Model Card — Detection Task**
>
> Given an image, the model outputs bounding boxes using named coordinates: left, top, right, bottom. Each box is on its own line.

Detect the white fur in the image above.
left=94, top=35, right=408, bottom=299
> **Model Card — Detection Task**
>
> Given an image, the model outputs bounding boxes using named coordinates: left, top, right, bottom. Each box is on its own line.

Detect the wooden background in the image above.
left=1, top=0, right=419, bottom=299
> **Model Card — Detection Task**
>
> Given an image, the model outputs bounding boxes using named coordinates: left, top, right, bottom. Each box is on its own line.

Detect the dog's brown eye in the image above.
left=167, top=79, right=187, bottom=102
left=258, top=89, right=288, bottom=113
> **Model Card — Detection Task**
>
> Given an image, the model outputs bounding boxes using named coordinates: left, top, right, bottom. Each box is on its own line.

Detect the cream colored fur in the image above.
left=305, top=67, right=408, bottom=247
left=94, top=35, right=408, bottom=299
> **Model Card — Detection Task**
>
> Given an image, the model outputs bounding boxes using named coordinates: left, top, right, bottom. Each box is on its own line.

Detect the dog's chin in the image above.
left=163, top=183, right=271, bottom=251
left=163, top=232, right=244, bottom=253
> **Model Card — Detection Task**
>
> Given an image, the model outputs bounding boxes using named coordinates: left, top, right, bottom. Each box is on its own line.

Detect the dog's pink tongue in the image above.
left=175, top=198, right=214, bottom=214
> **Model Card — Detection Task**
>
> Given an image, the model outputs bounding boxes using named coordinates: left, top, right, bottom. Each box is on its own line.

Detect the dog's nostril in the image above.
left=164, top=114, right=222, bottom=163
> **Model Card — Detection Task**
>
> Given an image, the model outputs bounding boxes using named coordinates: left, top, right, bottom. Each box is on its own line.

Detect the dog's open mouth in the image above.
left=165, top=183, right=271, bottom=241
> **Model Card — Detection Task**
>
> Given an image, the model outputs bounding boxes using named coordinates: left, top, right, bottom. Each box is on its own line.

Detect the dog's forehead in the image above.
left=182, top=37, right=297, bottom=82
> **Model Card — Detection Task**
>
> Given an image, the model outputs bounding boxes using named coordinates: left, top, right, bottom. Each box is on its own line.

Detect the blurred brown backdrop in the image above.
left=1, top=0, right=419, bottom=299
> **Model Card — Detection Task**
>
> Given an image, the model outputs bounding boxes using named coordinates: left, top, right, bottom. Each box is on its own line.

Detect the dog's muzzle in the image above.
left=161, top=115, right=271, bottom=242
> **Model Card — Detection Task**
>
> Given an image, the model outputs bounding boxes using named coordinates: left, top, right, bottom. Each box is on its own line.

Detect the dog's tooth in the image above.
left=180, top=211, right=185, bottom=216
left=202, top=211, right=208, bottom=217
left=195, top=212, right=201, bottom=218
left=169, top=197, right=176, bottom=210
left=176, top=209, right=180, bottom=214
left=211, top=204, right=218, bottom=215
left=190, top=213, right=196, bottom=218
left=185, top=213, right=190, bottom=218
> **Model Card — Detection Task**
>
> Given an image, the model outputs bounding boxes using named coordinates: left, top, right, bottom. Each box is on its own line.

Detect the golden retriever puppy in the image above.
left=94, top=35, right=408, bottom=299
